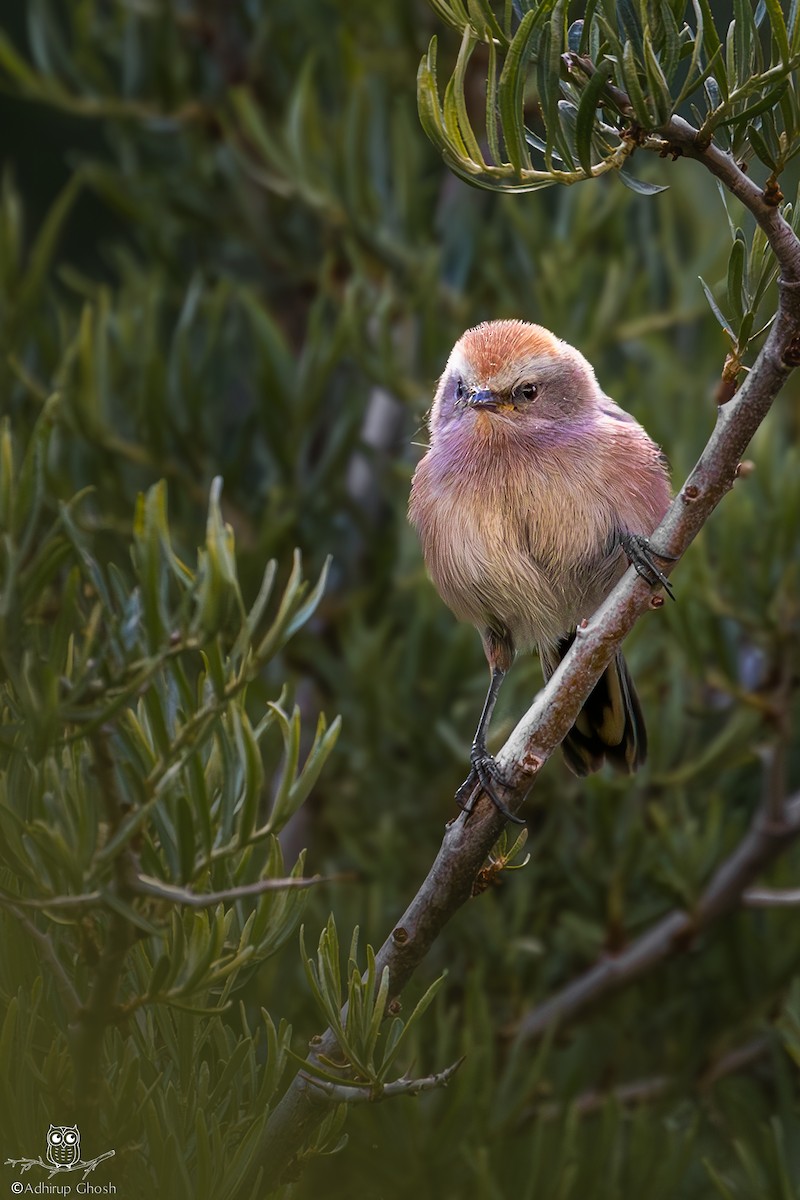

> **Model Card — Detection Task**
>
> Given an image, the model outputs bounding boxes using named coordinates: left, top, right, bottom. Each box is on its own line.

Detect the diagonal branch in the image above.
left=515, top=794, right=800, bottom=1043
left=0, top=902, right=81, bottom=1017
left=253, top=117, right=800, bottom=1184
left=529, top=1033, right=770, bottom=1122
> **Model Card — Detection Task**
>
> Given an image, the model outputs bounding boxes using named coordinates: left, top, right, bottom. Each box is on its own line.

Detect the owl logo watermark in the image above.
left=46, top=1125, right=81, bottom=1169
left=4, top=1123, right=115, bottom=1183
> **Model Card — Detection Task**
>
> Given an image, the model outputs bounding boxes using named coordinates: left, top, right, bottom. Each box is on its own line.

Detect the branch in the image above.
left=530, top=1034, right=769, bottom=1121
left=252, top=117, right=800, bottom=1182
left=743, top=887, right=800, bottom=907
left=301, top=1057, right=464, bottom=1104
left=131, top=872, right=340, bottom=907
left=0, top=872, right=338, bottom=914
left=514, top=794, right=800, bottom=1043
left=0, top=901, right=81, bottom=1016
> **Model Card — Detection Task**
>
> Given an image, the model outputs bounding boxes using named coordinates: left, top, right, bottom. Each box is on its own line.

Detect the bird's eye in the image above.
left=455, top=379, right=466, bottom=402
left=51, top=1134, right=62, bottom=1144
left=65, top=1133, right=77, bottom=1144
left=514, top=382, right=538, bottom=402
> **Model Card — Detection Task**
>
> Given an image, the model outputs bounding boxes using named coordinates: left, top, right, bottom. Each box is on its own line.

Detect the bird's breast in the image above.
left=409, top=433, right=606, bottom=647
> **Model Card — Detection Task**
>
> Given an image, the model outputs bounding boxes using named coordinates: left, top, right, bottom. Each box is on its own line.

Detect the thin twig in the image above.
left=742, top=887, right=800, bottom=907
left=0, top=902, right=81, bottom=1016
left=0, top=890, right=102, bottom=912
left=0, top=872, right=339, bottom=914
left=699, top=1035, right=771, bottom=1088
left=132, top=872, right=341, bottom=907
left=301, top=1057, right=464, bottom=1104
left=533, top=1075, right=672, bottom=1122
left=530, top=1034, right=770, bottom=1122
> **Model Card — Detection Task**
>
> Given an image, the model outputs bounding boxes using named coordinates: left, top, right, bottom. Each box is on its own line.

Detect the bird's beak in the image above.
left=467, top=388, right=500, bottom=410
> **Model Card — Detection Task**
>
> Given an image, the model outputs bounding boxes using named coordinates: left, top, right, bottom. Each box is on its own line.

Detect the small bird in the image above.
left=409, top=319, right=673, bottom=820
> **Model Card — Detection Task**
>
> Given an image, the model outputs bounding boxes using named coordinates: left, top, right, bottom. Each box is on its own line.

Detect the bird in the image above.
left=408, top=319, right=673, bottom=821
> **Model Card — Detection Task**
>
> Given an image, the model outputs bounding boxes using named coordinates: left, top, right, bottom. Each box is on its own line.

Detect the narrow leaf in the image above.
left=643, top=29, right=674, bottom=123
left=763, top=0, right=790, bottom=65
left=621, top=39, right=653, bottom=126
left=722, top=80, right=789, bottom=127
left=497, top=9, right=537, bottom=172
left=726, top=234, right=747, bottom=323
left=446, top=26, right=485, bottom=167
left=699, top=276, right=733, bottom=333
left=575, top=57, right=614, bottom=171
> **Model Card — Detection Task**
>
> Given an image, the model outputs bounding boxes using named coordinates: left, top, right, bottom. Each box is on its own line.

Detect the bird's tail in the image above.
left=541, top=635, right=647, bottom=776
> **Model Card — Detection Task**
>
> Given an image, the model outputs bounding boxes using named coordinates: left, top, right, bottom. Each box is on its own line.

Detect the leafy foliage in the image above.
left=0, top=406, right=340, bottom=1193
left=419, top=0, right=800, bottom=187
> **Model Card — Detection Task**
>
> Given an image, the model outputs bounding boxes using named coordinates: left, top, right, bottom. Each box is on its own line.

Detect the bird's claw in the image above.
left=620, top=532, right=676, bottom=600
left=455, top=753, right=525, bottom=825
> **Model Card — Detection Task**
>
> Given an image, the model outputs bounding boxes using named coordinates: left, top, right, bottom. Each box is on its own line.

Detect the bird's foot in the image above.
left=620, top=532, right=676, bottom=600
left=454, top=753, right=525, bottom=825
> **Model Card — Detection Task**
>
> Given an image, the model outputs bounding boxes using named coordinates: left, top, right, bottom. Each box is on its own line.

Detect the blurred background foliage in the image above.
left=0, top=0, right=799, bottom=1197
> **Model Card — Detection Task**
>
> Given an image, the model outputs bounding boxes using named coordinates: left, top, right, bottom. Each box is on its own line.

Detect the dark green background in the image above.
left=1, top=2, right=800, bottom=1196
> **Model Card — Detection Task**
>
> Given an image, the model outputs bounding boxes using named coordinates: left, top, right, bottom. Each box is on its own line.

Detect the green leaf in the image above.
left=763, top=0, right=791, bottom=65
left=733, top=0, right=759, bottom=89
left=722, top=80, right=790, bottom=127
left=233, top=706, right=264, bottom=849
left=263, top=702, right=301, bottom=833
left=417, top=40, right=453, bottom=162
left=617, top=0, right=644, bottom=57
left=659, top=2, right=682, bottom=82
left=0, top=31, right=46, bottom=92
left=0, top=418, right=13, bottom=533
left=17, top=175, right=83, bottom=317
left=621, top=39, right=652, bottom=126
left=208, top=1040, right=253, bottom=1108
left=364, top=963, right=390, bottom=1067
left=486, top=38, right=502, bottom=165
left=281, top=714, right=341, bottom=830
left=102, top=889, right=164, bottom=936
left=444, top=26, right=485, bottom=168
left=147, top=953, right=173, bottom=998
left=284, top=554, right=331, bottom=642
left=790, top=0, right=800, bottom=54
left=427, top=0, right=472, bottom=36
left=497, top=9, right=537, bottom=172
left=176, top=794, right=195, bottom=883
left=726, top=233, right=747, bottom=323
left=694, top=0, right=723, bottom=62
left=553, top=100, right=578, bottom=170
left=643, top=28, right=674, bottom=123
left=133, top=481, right=169, bottom=651
left=466, top=0, right=508, bottom=46
left=542, top=0, right=569, bottom=165
left=378, top=973, right=447, bottom=1078
left=575, top=56, right=614, bottom=172
left=699, top=275, right=733, bottom=333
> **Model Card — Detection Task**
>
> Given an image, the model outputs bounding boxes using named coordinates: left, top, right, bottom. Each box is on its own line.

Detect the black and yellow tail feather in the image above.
left=541, top=635, right=646, bottom=777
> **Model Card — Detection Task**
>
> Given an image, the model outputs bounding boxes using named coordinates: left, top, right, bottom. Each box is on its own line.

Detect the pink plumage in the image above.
left=409, top=319, right=671, bottom=805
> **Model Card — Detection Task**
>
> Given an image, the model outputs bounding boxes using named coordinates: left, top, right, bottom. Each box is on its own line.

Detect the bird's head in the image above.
left=429, top=319, right=601, bottom=440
